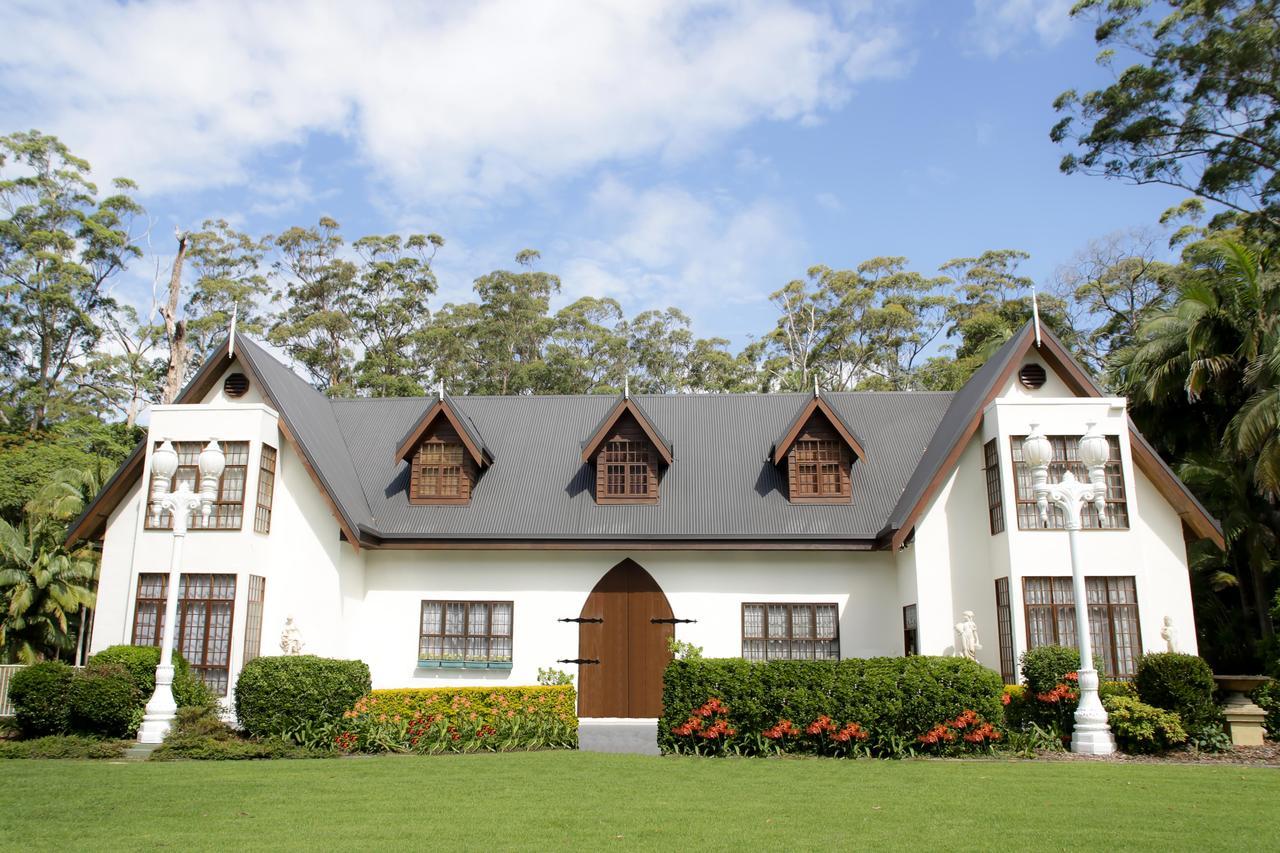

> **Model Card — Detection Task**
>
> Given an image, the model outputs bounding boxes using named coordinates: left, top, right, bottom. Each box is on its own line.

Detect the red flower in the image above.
left=1065, top=671, right=1079, bottom=682
left=831, top=722, right=868, bottom=743
left=805, top=715, right=836, bottom=735
left=762, top=719, right=801, bottom=739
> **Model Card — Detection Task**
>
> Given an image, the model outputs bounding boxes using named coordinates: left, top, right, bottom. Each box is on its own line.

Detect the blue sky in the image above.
left=0, top=1, right=1191, bottom=350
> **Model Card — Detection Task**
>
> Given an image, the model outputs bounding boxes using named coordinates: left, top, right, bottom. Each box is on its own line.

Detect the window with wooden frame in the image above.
left=742, top=603, right=839, bottom=661
left=131, top=572, right=237, bottom=695
left=984, top=439, right=1005, bottom=535
left=145, top=441, right=251, bottom=530
left=1010, top=435, right=1129, bottom=529
left=1022, top=576, right=1141, bottom=679
left=593, top=414, right=660, bottom=504
left=786, top=417, right=852, bottom=503
left=902, top=604, right=918, bottom=657
left=242, top=575, right=266, bottom=664
left=254, top=446, right=276, bottom=534
left=418, top=600, right=513, bottom=669
left=410, top=422, right=475, bottom=504
left=995, top=578, right=1015, bottom=684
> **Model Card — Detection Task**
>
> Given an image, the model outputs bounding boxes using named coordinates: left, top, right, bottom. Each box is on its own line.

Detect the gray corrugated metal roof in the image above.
left=330, top=390, right=953, bottom=540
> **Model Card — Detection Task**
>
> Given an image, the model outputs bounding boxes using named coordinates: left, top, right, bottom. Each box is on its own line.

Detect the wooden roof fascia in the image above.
left=772, top=396, right=867, bottom=466
left=580, top=398, right=674, bottom=465
left=393, top=398, right=489, bottom=467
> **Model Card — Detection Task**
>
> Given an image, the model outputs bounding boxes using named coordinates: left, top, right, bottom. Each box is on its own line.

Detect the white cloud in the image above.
left=965, top=0, right=1075, bottom=58
left=815, top=191, right=844, bottom=212
left=556, top=176, right=803, bottom=326
left=0, top=0, right=912, bottom=203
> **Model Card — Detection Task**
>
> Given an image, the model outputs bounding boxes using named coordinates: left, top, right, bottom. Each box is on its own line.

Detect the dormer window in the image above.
left=411, top=429, right=470, bottom=502
left=394, top=391, right=492, bottom=506
left=582, top=394, right=672, bottom=505
left=772, top=394, right=864, bottom=505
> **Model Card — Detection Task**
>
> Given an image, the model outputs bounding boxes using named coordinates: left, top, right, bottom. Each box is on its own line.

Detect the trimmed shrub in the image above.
left=333, top=686, right=579, bottom=753
left=1102, top=695, right=1188, bottom=754
left=87, top=645, right=212, bottom=710
left=7, top=661, right=75, bottom=737
left=1134, top=653, right=1222, bottom=729
left=659, top=657, right=1003, bottom=757
left=0, top=735, right=130, bottom=760
left=69, top=663, right=143, bottom=738
left=235, top=655, right=371, bottom=739
left=1020, top=645, right=1104, bottom=695
left=1100, top=680, right=1137, bottom=700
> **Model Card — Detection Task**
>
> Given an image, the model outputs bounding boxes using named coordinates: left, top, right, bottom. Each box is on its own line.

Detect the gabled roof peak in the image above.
left=581, top=394, right=673, bottom=465
left=772, top=394, right=866, bottom=466
left=394, top=392, right=491, bottom=467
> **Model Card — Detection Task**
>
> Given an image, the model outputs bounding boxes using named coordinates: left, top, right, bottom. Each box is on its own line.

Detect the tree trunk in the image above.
left=159, top=232, right=190, bottom=405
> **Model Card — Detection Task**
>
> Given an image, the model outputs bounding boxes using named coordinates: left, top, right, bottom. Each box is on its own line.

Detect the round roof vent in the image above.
left=223, top=372, right=250, bottom=398
left=1018, top=363, right=1047, bottom=389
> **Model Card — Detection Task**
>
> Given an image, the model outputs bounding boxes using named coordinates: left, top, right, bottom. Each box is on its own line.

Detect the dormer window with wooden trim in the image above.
left=410, top=423, right=474, bottom=504
left=581, top=395, right=672, bottom=505
left=772, top=394, right=864, bottom=505
left=394, top=392, right=492, bottom=506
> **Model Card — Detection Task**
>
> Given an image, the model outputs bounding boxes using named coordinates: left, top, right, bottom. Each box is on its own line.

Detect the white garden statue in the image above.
left=1160, top=615, right=1178, bottom=653
left=280, top=616, right=305, bottom=655
left=954, top=610, right=982, bottom=661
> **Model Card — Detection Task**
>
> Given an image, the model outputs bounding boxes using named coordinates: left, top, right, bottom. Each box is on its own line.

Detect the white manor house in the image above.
left=70, top=322, right=1222, bottom=719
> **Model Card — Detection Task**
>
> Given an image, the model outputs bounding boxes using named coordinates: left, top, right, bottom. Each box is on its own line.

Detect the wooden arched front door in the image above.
left=578, top=559, right=674, bottom=718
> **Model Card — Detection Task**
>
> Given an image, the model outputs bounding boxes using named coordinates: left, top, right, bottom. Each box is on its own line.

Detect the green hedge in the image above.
left=659, top=657, right=1003, bottom=756
left=1020, top=645, right=1104, bottom=695
left=87, top=645, right=212, bottom=710
left=0, top=735, right=130, bottom=760
left=7, top=661, right=75, bottom=737
left=235, top=655, right=371, bottom=739
left=69, top=663, right=143, bottom=738
left=1102, top=695, right=1188, bottom=754
left=1135, top=653, right=1221, bottom=729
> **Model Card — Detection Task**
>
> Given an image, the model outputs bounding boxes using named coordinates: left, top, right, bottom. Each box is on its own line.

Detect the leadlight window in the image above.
left=903, top=604, right=918, bottom=657
left=603, top=439, right=650, bottom=497
left=1010, top=435, right=1129, bottom=530
left=995, top=578, right=1015, bottom=684
left=419, top=601, right=513, bottom=668
left=984, top=439, right=1005, bottom=535
left=1022, top=576, right=1141, bottom=679
left=411, top=438, right=467, bottom=501
left=132, top=572, right=237, bottom=695
left=792, top=439, right=844, bottom=498
left=742, top=603, right=839, bottom=661
left=145, top=441, right=250, bottom=530
left=243, top=575, right=266, bottom=664
left=254, top=446, right=276, bottom=534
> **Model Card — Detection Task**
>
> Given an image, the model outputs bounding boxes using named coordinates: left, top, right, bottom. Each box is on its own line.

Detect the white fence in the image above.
left=0, top=665, right=22, bottom=717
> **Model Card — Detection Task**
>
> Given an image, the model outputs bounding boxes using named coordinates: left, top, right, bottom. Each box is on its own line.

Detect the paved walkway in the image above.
left=578, top=718, right=660, bottom=755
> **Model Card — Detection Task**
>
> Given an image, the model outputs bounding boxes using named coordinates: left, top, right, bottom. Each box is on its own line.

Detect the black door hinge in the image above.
left=558, top=617, right=603, bottom=623
left=650, top=617, right=696, bottom=624
left=556, top=658, right=600, bottom=665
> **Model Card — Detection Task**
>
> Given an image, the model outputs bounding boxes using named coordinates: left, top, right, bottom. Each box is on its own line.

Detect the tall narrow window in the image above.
left=132, top=572, right=237, bottom=695
left=418, top=600, right=513, bottom=668
left=984, top=439, right=1005, bottom=535
left=902, top=604, right=918, bottom=656
left=995, top=578, right=1015, bottom=684
left=146, top=441, right=250, bottom=530
left=243, top=575, right=266, bottom=664
left=742, top=603, right=839, bottom=660
left=254, top=445, right=276, bottom=534
left=1010, top=435, right=1128, bottom=529
left=1022, top=575, right=1141, bottom=679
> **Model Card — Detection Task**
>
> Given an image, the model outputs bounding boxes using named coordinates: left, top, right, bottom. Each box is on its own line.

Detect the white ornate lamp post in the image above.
left=1021, top=422, right=1116, bottom=755
left=137, top=439, right=225, bottom=744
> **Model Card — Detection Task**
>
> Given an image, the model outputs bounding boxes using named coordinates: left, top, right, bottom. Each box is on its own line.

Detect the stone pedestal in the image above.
left=1214, top=675, right=1272, bottom=748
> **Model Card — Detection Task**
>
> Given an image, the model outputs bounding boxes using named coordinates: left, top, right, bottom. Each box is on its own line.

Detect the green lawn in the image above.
left=1, top=752, right=1274, bottom=851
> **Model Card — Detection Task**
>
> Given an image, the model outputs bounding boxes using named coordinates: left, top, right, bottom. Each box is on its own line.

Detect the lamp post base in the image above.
left=1070, top=722, right=1116, bottom=755
left=137, top=711, right=176, bottom=744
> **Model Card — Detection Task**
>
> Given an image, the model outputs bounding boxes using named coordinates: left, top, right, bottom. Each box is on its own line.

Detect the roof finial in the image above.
left=228, top=304, right=238, bottom=358
left=437, top=378, right=445, bottom=400
left=1031, top=286, right=1042, bottom=348
left=623, top=374, right=630, bottom=400
left=814, top=374, right=820, bottom=398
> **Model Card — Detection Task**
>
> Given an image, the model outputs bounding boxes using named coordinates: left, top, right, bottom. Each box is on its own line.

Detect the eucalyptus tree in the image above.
left=0, top=131, right=142, bottom=430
